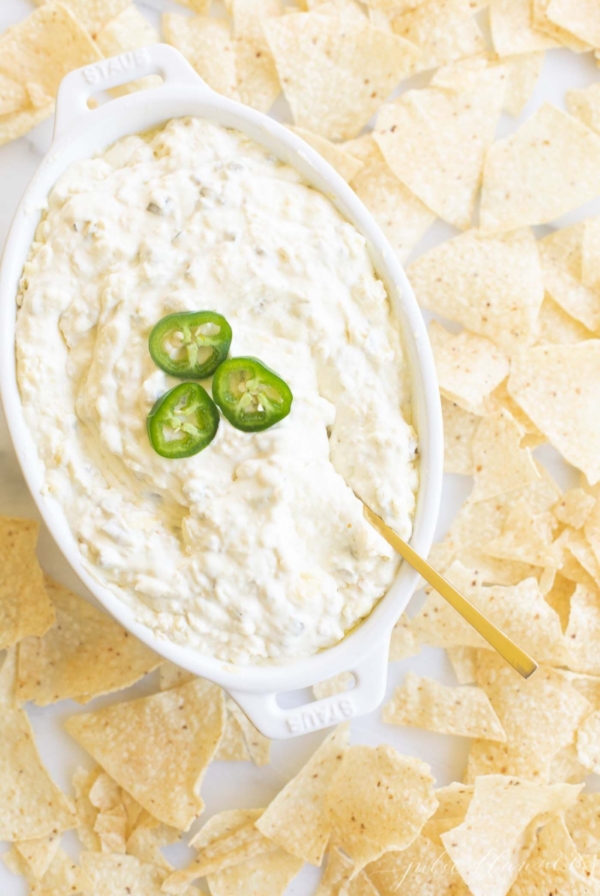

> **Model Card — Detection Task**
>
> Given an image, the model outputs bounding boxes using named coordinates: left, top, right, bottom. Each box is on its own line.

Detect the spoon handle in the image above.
left=363, top=505, right=538, bottom=679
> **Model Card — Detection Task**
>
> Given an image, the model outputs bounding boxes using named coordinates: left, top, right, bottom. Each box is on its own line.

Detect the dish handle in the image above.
left=53, top=44, right=212, bottom=142
left=228, top=641, right=389, bottom=740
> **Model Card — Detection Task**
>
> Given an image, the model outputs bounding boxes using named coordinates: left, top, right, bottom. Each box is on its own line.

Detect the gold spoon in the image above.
left=362, top=504, right=538, bottom=679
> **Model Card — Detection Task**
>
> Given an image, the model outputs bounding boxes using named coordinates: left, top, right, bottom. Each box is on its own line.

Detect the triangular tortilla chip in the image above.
left=538, top=224, right=600, bottom=333
left=565, top=793, right=600, bottom=856
left=206, top=844, right=303, bottom=896
left=375, top=81, right=505, bottom=229
left=480, top=104, right=600, bottom=232
left=486, top=499, right=559, bottom=567
left=65, top=679, right=225, bottom=830
left=383, top=672, right=506, bottom=741
left=163, top=14, right=239, bottom=100
left=0, top=100, right=54, bottom=148
left=0, top=3, right=101, bottom=97
left=263, top=8, right=420, bottom=140
left=35, top=0, right=130, bottom=34
left=163, top=809, right=275, bottom=893
left=317, top=847, right=380, bottom=895
left=537, top=295, right=594, bottom=345
left=576, top=709, right=600, bottom=775
left=465, top=653, right=592, bottom=782
left=554, top=489, right=596, bottom=530
left=0, top=73, right=28, bottom=116
left=471, top=410, right=540, bottom=503
left=565, top=585, right=600, bottom=675
left=582, top=216, right=600, bottom=289
left=0, top=517, right=55, bottom=649
left=391, top=0, right=484, bottom=74
left=490, top=0, right=557, bottom=55
left=325, top=744, right=437, bottom=873
left=344, top=135, right=435, bottom=262
left=447, top=646, right=479, bottom=684
left=81, top=852, right=180, bottom=896
left=369, top=833, right=470, bottom=896
left=17, top=575, right=161, bottom=705
left=290, top=126, right=363, bottom=182
left=430, top=321, right=509, bottom=415
left=532, top=0, right=591, bottom=51
left=441, top=399, right=478, bottom=476
left=312, top=671, right=354, bottom=700
left=13, top=833, right=62, bottom=881
left=389, top=612, right=420, bottom=661
left=508, top=341, right=600, bottom=485
left=441, top=776, right=582, bottom=896
left=407, top=229, right=543, bottom=349
left=509, top=815, right=597, bottom=896
left=567, top=82, right=600, bottom=135
left=255, top=724, right=349, bottom=865
left=234, top=39, right=280, bottom=113
left=546, top=0, right=600, bottom=48
left=0, top=650, right=75, bottom=841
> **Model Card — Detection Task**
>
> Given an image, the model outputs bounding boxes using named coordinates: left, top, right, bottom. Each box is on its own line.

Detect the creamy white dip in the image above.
left=16, top=118, right=418, bottom=664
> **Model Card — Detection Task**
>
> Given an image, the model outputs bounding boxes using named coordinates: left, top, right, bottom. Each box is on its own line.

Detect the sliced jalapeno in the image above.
left=149, top=311, right=232, bottom=379
left=147, top=382, right=219, bottom=458
left=212, top=357, right=293, bottom=433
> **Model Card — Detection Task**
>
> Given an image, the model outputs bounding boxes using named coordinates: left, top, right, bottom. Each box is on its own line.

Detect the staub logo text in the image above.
left=82, top=48, right=151, bottom=85
left=286, top=696, right=355, bottom=734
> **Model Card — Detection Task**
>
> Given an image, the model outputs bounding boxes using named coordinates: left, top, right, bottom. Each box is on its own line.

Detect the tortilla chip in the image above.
left=375, top=81, right=504, bottom=230
left=255, top=724, right=349, bottom=865
left=206, top=845, right=303, bottom=896
left=567, top=82, right=600, bottom=135
left=0, top=100, right=54, bottom=147
left=447, top=646, right=479, bottom=684
left=163, top=14, right=239, bottom=100
left=431, top=51, right=544, bottom=118
left=0, top=664, right=75, bottom=840
left=389, top=612, right=420, bottom=661
left=575, top=709, right=600, bottom=775
left=391, top=0, right=484, bottom=75
left=508, top=342, right=600, bottom=485
left=0, top=73, right=28, bottom=116
left=235, top=39, right=280, bottom=113
left=94, top=6, right=160, bottom=97
left=407, top=229, right=543, bottom=349
left=441, top=776, right=582, bottom=896
left=313, top=672, right=355, bottom=700
left=0, top=517, right=55, bottom=649
left=538, top=224, right=600, bottom=333
left=480, top=105, right=600, bottom=233
left=566, top=585, right=600, bottom=675
left=486, top=499, right=558, bottom=567
left=441, top=399, right=478, bottom=476
left=215, top=709, right=250, bottom=762
left=306, top=0, right=367, bottom=21
left=537, top=296, right=594, bottom=345
left=65, top=679, right=225, bottom=831
left=414, top=565, right=569, bottom=665
left=344, top=135, right=435, bottom=262
left=490, top=0, right=557, bottom=55
left=582, top=216, right=600, bottom=291
left=36, top=0, right=130, bottom=34
left=548, top=742, right=590, bottom=784
left=169, top=0, right=211, bottom=12
left=430, top=322, right=510, bottom=416
left=163, top=809, right=275, bottom=893
left=546, top=0, right=600, bottom=48
left=94, top=805, right=128, bottom=854
left=325, top=744, right=437, bottom=873
left=554, top=528, right=600, bottom=589
left=554, top=489, right=596, bottom=530
left=126, top=825, right=174, bottom=870
left=158, top=662, right=196, bottom=691
left=585, top=499, right=600, bottom=569
left=13, top=833, right=62, bottom=881
left=81, top=852, right=178, bottom=896
left=316, top=847, right=380, bottom=896
left=465, top=654, right=592, bottom=782
left=72, top=767, right=102, bottom=851
left=471, top=410, right=540, bottom=503
left=383, top=672, right=506, bottom=741
left=17, top=575, right=161, bottom=705
left=230, top=0, right=281, bottom=38
left=226, top=699, right=271, bottom=766
left=369, top=833, right=470, bottom=896
left=263, top=9, right=420, bottom=140
left=0, top=3, right=101, bottom=99
left=532, top=0, right=591, bottom=51
left=290, top=126, right=363, bottom=182
left=565, top=793, right=600, bottom=855
left=511, top=815, right=596, bottom=895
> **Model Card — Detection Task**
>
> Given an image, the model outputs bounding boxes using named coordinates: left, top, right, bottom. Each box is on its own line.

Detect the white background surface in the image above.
left=0, top=1, right=599, bottom=893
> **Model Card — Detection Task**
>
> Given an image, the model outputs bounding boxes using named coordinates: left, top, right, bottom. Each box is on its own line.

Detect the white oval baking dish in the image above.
left=0, top=45, right=443, bottom=739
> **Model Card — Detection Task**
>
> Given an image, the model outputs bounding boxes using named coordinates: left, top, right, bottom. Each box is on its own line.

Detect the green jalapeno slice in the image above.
left=149, top=311, right=232, bottom=379
left=147, top=382, right=219, bottom=458
left=212, top=357, right=293, bottom=432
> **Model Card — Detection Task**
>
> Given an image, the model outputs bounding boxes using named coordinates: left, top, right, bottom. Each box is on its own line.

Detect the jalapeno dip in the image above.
left=16, top=117, right=418, bottom=665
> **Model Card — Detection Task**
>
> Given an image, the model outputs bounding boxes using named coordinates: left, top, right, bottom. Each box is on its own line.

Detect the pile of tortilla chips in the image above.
left=3, top=0, right=600, bottom=892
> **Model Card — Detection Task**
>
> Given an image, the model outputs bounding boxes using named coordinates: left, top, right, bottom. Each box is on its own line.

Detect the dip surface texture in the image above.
left=16, top=118, right=418, bottom=664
